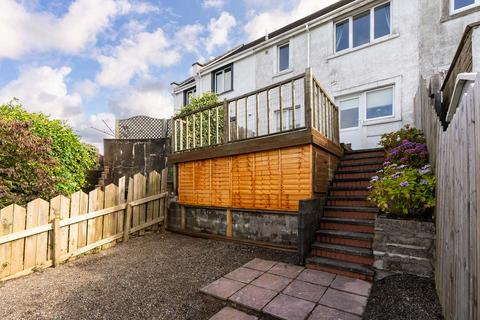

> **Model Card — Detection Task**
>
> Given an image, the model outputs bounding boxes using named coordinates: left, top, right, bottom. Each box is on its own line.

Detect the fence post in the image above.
left=123, top=204, right=133, bottom=243
left=304, top=67, right=313, bottom=129
left=52, top=212, right=61, bottom=267
left=161, top=168, right=168, bottom=230
left=223, top=99, right=228, bottom=143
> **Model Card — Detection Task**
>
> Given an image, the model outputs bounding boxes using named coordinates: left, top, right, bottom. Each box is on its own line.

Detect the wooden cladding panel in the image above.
left=313, top=146, right=339, bottom=194
left=178, top=145, right=313, bottom=212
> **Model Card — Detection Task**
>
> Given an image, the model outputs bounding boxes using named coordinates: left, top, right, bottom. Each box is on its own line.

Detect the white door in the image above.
left=338, top=86, right=394, bottom=150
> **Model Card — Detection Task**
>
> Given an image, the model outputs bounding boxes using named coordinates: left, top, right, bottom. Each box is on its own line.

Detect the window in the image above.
left=340, top=98, right=359, bottom=129
left=451, top=0, right=478, bottom=13
left=278, top=43, right=290, bottom=72
left=334, top=2, right=391, bottom=52
left=335, top=20, right=349, bottom=52
left=366, top=87, right=393, bottom=119
left=213, top=65, right=233, bottom=94
left=183, top=87, right=196, bottom=106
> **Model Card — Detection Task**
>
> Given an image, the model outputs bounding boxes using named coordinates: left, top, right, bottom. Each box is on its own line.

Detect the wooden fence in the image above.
left=0, top=169, right=168, bottom=282
left=414, top=74, right=480, bottom=319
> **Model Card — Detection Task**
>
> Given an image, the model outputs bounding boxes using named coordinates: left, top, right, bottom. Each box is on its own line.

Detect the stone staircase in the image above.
left=306, top=148, right=384, bottom=281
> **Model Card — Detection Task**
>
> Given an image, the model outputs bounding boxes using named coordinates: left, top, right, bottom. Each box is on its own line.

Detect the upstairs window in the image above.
left=335, top=2, right=391, bottom=53
left=183, top=87, right=196, bottom=106
left=451, top=0, right=478, bottom=13
left=213, top=65, right=233, bottom=94
left=278, top=42, right=290, bottom=72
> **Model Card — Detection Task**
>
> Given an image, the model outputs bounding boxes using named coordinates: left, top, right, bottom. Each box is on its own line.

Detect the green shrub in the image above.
left=379, top=124, right=426, bottom=150
left=0, top=119, right=59, bottom=207
left=0, top=100, right=97, bottom=194
left=368, top=164, right=436, bottom=216
left=176, top=92, right=219, bottom=116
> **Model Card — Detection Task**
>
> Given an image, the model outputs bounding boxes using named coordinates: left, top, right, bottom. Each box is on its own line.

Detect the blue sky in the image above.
left=0, top=0, right=336, bottom=151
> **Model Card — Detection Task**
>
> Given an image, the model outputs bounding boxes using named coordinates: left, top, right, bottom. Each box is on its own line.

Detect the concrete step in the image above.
left=306, top=256, right=374, bottom=281
left=329, top=186, right=370, bottom=197
left=320, top=217, right=375, bottom=233
left=326, top=196, right=376, bottom=207
left=317, top=230, right=374, bottom=249
left=332, top=178, right=371, bottom=188
left=335, top=170, right=379, bottom=180
left=323, top=206, right=378, bottom=220
left=340, top=155, right=385, bottom=165
left=312, top=242, right=374, bottom=265
left=343, top=151, right=385, bottom=160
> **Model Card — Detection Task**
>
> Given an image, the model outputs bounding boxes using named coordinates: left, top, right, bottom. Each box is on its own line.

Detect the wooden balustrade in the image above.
left=173, top=68, right=339, bottom=153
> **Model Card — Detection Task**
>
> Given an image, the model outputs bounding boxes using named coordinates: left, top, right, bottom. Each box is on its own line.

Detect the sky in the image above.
left=0, top=0, right=338, bottom=152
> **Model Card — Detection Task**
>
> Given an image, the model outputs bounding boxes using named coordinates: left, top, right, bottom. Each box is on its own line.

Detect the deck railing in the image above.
left=172, top=68, right=339, bottom=153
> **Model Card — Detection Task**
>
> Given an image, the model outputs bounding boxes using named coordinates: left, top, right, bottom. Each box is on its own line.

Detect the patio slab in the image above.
left=243, top=258, right=277, bottom=271
left=201, top=258, right=371, bottom=319
left=283, top=280, right=327, bottom=303
left=200, top=277, right=245, bottom=300
left=297, top=269, right=336, bottom=286
left=308, top=305, right=362, bottom=320
left=269, top=262, right=304, bottom=279
left=251, top=272, right=292, bottom=292
left=228, top=284, right=278, bottom=311
left=224, top=267, right=264, bottom=284
left=263, top=294, right=315, bottom=320
left=209, top=306, right=258, bottom=320
left=330, top=275, right=372, bottom=297
left=319, top=288, right=368, bottom=316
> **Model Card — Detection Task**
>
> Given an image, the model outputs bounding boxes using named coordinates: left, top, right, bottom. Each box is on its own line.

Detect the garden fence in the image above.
left=0, top=169, right=168, bottom=282
left=414, top=74, right=480, bottom=320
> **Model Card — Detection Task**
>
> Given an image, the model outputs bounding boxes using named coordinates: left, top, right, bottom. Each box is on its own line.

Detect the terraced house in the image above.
left=168, top=0, right=480, bottom=280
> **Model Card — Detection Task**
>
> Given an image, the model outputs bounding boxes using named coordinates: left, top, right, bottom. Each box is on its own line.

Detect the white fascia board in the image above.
left=446, top=72, right=478, bottom=122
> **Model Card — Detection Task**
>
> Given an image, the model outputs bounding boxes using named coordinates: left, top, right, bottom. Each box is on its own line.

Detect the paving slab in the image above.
left=330, top=275, right=372, bottom=297
left=224, top=267, right=264, bottom=284
left=319, top=288, right=367, bottom=316
left=308, top=305, right=362, bottom=320
left=283, top=280, right=327, bottom=302
left=229, top=284, right=278, bottom=311
left=200, top=277, right=245, bottom=300
left=209, top=306, right=258, bottom=320
left=251, top=272, right=292, bottom=292
left=297, top=269, right=336, bottom=286
left=263, top=294, right=315, bottom=320
left=268, top=262, right=304, bottom=279
left=243, top=258, right=277, bottom=272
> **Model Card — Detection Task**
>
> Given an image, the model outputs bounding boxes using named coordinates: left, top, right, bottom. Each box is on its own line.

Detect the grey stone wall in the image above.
left=373, top=215, right=435, bottom=280
left=167, top=201, right=298, bottom=246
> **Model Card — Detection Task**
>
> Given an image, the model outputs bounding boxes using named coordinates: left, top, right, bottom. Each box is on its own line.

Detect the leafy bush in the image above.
left=176, top=92, right=219, bottom=116
left=379, top=124, right=426, bottom=150
left=368, top=164, right=436, bottom=216
left=0, top=100, right=97, bottom=194
left=0, top=119, right=59, bottom=207
left=385, top=140, right=429, bottom=168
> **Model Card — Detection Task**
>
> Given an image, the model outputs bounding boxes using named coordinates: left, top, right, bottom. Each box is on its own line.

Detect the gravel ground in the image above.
left=363, top=274, right=443, bottom=320
left=0, top=231, right=297, bottom=320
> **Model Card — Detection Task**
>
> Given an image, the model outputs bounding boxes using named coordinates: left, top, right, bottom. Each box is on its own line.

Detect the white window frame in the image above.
left=364, top=86, right=395, bottom=122
left=334, top=1, right=391, bottom=53
left=184, top=87, right=196, bottom=106
left=214, top=66, right=233, bottom=94
left=277, top=41, right=291, bottom=74
left=339, top=96, right=361, bottom=131
left=450, top=0, right=479, bottom=14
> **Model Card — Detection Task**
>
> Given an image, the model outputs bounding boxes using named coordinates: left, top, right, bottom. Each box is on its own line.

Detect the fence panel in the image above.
left=415, top=74, right=480, bottom=320
left=0, top=169, right=168, bottom=282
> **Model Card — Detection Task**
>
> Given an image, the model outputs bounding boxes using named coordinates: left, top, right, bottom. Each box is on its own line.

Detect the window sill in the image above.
left=441, top=5, right=480, bottom=23
left=362, top=116, right=401, bottom=126
left=272, top=68, right=293, bottom=79
left=327, top=34, right=400, bottom=60
left=216, top=89, right=234, bottom=97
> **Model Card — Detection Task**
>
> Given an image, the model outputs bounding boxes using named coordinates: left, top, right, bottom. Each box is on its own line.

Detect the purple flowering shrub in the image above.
left=368, top=164, right=436, bottom=216
left=386, top=140, right=429, bottom=168
left=379, top=124, right=426, bottom=150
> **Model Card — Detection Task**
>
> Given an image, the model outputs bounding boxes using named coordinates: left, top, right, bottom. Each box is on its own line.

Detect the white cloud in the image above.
left=244, top=0, right=339, bottom=40
left=108, top=86, right=174, bottom=119
left=205, top=11, right=237, bottom=53
left=175, top=23, right=205, bottom=57
left=74, top=79, right=98, bottom=100
left=203, top=0, right=225, bottom=9
left=0, top=65, right=84, bottom=126
left=0, top=0, right=125, bottom=59
left=96, top=28, right=181, bottom=87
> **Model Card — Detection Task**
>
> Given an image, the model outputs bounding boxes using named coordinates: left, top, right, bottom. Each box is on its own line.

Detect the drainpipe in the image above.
left=306, top=23, right=311, bottom=68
